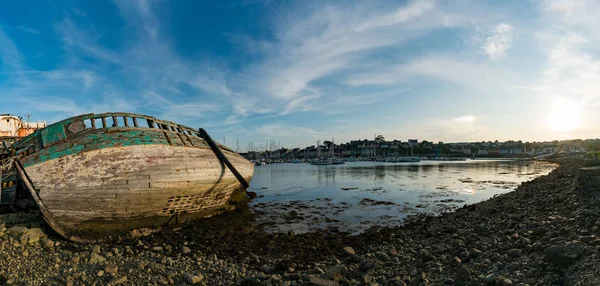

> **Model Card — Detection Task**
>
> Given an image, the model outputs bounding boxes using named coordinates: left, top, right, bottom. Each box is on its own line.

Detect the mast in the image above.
left=317, top=140, right=321, bottom=158
left=331, top=138, right=335, bottom=158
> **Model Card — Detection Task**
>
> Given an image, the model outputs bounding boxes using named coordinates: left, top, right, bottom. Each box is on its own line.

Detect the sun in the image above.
left=545, top=99, right=582, bottom=133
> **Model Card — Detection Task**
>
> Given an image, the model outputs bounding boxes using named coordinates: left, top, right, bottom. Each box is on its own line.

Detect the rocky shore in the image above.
left=1, top=158, right=598, bottom=285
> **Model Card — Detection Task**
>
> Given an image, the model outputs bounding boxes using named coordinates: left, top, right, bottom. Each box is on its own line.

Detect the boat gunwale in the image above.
left=48, top=112, right=203, bottom=138
left=13, top=112, right=236, bottom=153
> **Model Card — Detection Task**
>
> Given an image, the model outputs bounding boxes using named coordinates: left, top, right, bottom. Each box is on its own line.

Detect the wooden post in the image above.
left=198, top=128, right=249, bottom=189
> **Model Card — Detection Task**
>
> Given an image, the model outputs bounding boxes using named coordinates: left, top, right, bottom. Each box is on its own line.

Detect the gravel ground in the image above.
left=0, top=158, right=598, bottom=286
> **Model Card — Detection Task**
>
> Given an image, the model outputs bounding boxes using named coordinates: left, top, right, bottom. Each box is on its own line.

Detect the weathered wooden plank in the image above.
left=14, top=161, right=70, bottom=239
left=22, top=142, right=253, bottom=237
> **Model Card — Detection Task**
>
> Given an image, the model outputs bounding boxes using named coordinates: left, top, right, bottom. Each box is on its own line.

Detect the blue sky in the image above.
left=1, top=0, right=599, bottom=151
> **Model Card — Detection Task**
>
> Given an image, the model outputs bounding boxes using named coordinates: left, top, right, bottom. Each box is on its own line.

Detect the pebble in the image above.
left=508, top=249, right=521, bottom=257
left=450, top=256, right=461, bottom=267
left=44, top=239, right=54, bottom=249
left=111, top=275, right=128, bottom=285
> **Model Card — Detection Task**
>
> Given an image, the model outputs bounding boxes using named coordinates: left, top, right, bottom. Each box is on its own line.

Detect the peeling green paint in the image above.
left=22, top=129, right=209, bottom=167
left=40, top=124, right=66, bottom=147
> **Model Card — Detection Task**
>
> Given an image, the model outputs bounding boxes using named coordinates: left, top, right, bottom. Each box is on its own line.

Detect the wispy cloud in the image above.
left=256, top=124, right=322, bottom=138
left=344, top=56, right=518, bottom=90
left=0, top=0, right=505, bottom=128
left=354, top=0, right=435, bottom=31
left=402, top=115, right=489, bottom=142
left=233, top=0, right=491, bottom=115
left=0, top=28, right=24, bottom=71
left=113, top=0, right=160, bottom=39
left=481, top=23, right=513, bottom=60
left=16, top=26, right=40, bottom=35
left=454, top=115, right=476, bottom=123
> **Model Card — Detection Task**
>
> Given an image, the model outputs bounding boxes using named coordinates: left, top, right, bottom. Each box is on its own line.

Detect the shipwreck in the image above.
left=0, top=112, right=254, bottom=242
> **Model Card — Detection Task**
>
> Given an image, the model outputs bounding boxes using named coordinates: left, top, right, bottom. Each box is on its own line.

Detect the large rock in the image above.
left=183, top=273, right=203, bottom=285
left=485, top=274, right=496, bottom=284
left=89, top=253, right=106, bottom=264
left=111, top=276, right=128, bottom=285
left=456, top=266, right=471, bottom=282
left=308, top=276, right=338, bottom=286
left=321, top=264, right=346, bottom=281
left=577, top=166, right=600, bottom=194
left=19, top=228, right=45, bottom=245
left=342, top=246, right=356, bottom=256
left=7, top=226, right=27, bottom=234
left=105, top=264, right=118, bottom=275
left=545, top=243, right=585, bottom=265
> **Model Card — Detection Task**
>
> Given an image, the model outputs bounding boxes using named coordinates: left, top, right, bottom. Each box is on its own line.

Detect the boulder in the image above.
left=183, top=273, right=202, bottom=285
left=308, top=276, right=338, bottom=286
left=321, top=264, right=346, bottom=281
left=342, top=246, right=356, bottom=255
left=545, top=243, right=585, bottom=265
left=89, top=253, right=106, bottom=264
left=456, top=266, right=471, bottom=282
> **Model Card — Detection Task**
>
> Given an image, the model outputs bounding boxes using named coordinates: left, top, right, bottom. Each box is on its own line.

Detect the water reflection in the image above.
left=249, top=160, right=556, bottom=233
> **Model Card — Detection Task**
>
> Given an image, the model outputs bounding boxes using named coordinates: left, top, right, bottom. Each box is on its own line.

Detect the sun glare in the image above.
left=545, top=99, right=582, bottom=133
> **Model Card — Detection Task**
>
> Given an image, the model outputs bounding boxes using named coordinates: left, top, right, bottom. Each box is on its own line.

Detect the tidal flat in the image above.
left=1, top=158, right=598, bottom=286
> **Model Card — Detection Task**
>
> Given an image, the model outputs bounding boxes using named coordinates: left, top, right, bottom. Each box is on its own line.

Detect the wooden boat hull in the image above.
left=24, top=144, right=253, bottom=234
left=12, top=113, right=254, bottom=240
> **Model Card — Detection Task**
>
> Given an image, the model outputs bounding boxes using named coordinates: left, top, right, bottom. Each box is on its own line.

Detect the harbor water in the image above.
left=248, top=159, right=557, bottom=234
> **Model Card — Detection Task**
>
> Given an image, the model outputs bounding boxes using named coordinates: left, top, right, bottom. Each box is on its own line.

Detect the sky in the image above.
left=1, top=0, right=599, bottom=151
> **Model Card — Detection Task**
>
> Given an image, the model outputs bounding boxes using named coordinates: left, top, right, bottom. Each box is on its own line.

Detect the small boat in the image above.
left=7, top=112, right=254, bottom=242
left=311, top=159, right=332, bottom=165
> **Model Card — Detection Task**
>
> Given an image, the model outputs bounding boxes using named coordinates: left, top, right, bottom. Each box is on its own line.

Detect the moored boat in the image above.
left=9, top=112, right=254, bottom=242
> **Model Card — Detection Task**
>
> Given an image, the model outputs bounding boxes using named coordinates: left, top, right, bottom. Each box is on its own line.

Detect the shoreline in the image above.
left=1, top=158, right=598, bottom=285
